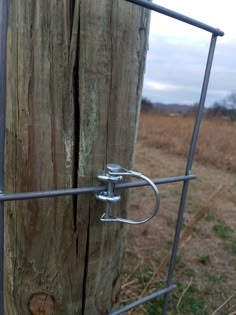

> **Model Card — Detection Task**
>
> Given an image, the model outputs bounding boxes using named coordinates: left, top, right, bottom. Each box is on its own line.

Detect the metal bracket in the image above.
left=96, top=164, right=160, bottom=224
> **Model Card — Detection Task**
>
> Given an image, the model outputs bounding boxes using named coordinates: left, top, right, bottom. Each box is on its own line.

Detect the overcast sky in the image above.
left=142, top=0, right=236, bottom=107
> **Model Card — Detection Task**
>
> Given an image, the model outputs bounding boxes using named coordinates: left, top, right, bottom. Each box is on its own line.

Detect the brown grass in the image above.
left=138, top=111, right=236, bottom=172
left=120, top=110, right=236, bottom=314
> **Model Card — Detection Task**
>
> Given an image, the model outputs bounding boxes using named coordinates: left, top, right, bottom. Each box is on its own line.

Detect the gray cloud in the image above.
left=143, top=34, right=235, bottom=107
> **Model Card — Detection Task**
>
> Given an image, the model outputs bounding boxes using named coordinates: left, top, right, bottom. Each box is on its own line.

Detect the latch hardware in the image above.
left=96, top=164, right=160, bottom=224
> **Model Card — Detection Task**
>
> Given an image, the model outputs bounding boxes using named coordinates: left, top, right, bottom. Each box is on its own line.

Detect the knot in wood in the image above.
left=29, top=293, right=55, bottom=315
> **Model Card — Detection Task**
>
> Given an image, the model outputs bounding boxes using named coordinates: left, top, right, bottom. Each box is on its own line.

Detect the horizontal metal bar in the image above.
left=109, top=284, right=176, bottom=315
left=118, top=174, right=196, bottom=189
left=0, top=175, right=196, bottom=202
left=125, top=0, right=224, bottom=37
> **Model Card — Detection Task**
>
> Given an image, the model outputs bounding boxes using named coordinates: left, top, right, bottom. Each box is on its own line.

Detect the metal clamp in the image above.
left=96, top=164, right=160, bottom=224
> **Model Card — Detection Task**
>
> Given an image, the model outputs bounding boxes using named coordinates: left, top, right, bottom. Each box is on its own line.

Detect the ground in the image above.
left=120, top=111, right=236, bottom=314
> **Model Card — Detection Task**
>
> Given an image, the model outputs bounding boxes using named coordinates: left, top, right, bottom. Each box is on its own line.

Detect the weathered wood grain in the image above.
left=4, top=1, right=150, bottom=314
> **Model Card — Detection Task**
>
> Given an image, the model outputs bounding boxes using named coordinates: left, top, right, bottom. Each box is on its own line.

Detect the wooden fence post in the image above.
left=4, top=1, right=150, bottom=314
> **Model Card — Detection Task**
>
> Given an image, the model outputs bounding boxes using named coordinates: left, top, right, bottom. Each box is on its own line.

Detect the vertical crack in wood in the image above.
left=72, top=30, right=79, bottom=257
left=106, top=2, right=114, bottom=165
left=70, top=0, right=76, bottom=40
left=81, top=215, right=90, bottom=315
left=70, top=0, right=80, bottom=257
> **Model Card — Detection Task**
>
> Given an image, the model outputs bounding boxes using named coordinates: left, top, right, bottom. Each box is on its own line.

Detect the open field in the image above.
left=138, top=111, right=236, bottom=173
left=120, top=111, right=236, bottom=314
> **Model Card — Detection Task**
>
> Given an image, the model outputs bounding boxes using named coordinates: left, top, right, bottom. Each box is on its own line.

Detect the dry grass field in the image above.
left=138, top=112, right=236, bottom=172
left=120, top=111, right=236, bottom=314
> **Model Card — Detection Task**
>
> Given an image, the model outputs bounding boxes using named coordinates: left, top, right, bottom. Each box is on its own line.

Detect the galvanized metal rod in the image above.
left=119, top=174, right=196, bottom=190
left=161, top=34, right=218, bottom=315
left=186, top=35, right=218, bottom=172
left=125, top=0, right=224, bottom=36
left=109, top=284, right=176, bottom=315
left=0, top=175, right=196, bottom=202
left=0, top=0, right=8, bottom=313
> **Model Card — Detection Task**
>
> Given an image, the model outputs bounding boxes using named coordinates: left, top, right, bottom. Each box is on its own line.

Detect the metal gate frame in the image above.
left=0, top=0, right=224, bottom=314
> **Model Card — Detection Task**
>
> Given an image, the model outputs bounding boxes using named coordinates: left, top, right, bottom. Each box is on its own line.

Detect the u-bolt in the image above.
left=96, top=164, right=160, bottom=225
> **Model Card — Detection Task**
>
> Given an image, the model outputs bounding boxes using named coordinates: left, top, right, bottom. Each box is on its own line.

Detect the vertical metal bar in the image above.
left=0, top=0, right=8, bottom=312
left=185, top=35, right=218, bottom=172
left=161, top=34, right=218, bottom=315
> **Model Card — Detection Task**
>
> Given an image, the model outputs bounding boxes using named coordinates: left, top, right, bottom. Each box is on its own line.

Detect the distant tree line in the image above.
left=142, top=93, right=236, bottom=121
left=141, top=97, right=153, bottom=111
left=206, top=93, right=236, bottom=121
